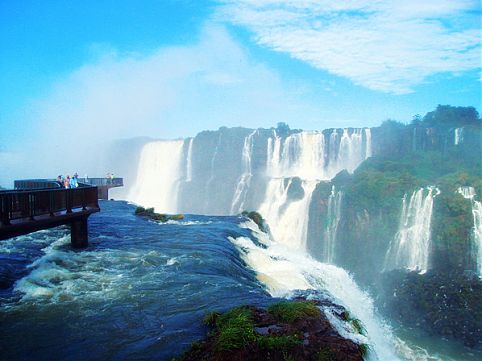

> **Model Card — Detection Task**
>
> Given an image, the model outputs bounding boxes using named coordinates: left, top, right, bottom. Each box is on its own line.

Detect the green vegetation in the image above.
left=330, top=105, right=482, bottom=280
left=341, top=311, right=366, bottom=336
left=359, top=344, right=370, bottom=357
left=267, top=300, right=321, bottom=323
left=379, top=270, right=482, bottom=347
left=316, top=348, right=336, bottom=361
left=180, top=300, right=366, bottom=360
left=202, top=311, right=220, bottom=327
left=206, top=305, right=304, bottom=352
left=422, top=105, right=480, bottom=128
left=134, top=206, right=184, bottom=222
left=256, top=334, right=301, bottom=350
left=214, top=307, right=257, bottom=351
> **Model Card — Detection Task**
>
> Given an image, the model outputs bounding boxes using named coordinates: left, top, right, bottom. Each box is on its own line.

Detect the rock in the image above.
left=134, top=206, right=184, bottom=222
left=176, top=299, right=367, bottom=361
left=378, top=270, right=482, bottom=349
left=241, top=211, right=270, bottom=234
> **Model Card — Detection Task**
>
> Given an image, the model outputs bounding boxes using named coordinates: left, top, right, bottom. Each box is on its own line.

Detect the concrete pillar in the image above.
left=71, top=217, right=89, bottom=248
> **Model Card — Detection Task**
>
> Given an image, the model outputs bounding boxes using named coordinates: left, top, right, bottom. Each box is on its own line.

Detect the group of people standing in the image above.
left=57, top=173, right=79, bottom=189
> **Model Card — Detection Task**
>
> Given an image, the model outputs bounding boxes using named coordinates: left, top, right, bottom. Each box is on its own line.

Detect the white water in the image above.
left=365, top=128, right=372, bottom=158
left=230, top=220, right=401, bottom=361
left=258, top=179, right=317, bottom=249
left=337, top=129, right=365, bottom=174
left=128, top=140, right=184, bottom=213
left=384, top=188, right=438, bottom=272
left=454, top=128, right=463, bottom=145
left=261, top=129, right=370, bottom=250
left=322, top=186, right=343, bottom=263
left=230, top=130, right=257, bottom=214
left=185, top=138, right=194, bottom=182
left=458, top=187, right=482, bottom=275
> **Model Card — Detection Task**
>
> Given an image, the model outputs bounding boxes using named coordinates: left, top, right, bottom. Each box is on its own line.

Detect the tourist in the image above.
left=64, top=175, right=71, bottom=189
left=56, top=175, right=63, bottom=186
left=71, top=173, right=79, bottom=188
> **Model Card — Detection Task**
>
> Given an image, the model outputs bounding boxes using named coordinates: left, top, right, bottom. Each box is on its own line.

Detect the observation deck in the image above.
left=0, top=178, right=121, bottom=248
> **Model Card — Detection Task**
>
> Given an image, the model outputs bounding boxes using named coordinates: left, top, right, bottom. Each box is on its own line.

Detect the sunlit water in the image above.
left=0, top=201, right=479, bottom=360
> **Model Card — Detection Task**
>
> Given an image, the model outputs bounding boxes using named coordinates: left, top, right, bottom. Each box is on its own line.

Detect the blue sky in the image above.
left=0, top=0, right=480, bottom=183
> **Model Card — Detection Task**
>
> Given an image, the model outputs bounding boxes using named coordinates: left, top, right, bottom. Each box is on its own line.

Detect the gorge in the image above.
left=114, top=105, right=482, bottom=356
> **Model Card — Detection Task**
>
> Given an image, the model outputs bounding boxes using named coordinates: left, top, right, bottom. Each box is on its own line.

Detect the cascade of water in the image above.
left=267, top=132, right=326, bottom=180
left=458, top=187, right=482, bottom=275
left=185, top=138, right=194, bottom=182
left=128, top=140, right=184, bottom=213
left=230, top=130, right=257, bottom=214
left=458, top=186, right=475, bottom=199
left=204, top=133, right=223, bottom=212
left=230, top=220, right=403, bottom=361
left=365, top=128, right=372, bottom=158
left=322, top=186, right=343, bottom=263
left=384, top=187, right=438, bottom=272
left=474, top=201, right=482, bottom=276
left=328, top=129, right=339, bottom=167
left=258, top=179, right=317, bottom=250
left=337, top=129, right=364, bottom=174
left=266, top=130, right=281, bottom=176
left=261, top=129, right=371, bottom=252
left=454, top=128, right=464, bottom=145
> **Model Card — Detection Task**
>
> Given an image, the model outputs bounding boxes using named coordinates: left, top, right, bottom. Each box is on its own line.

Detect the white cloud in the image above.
left=217, top=0, right=481, bottom=93
left=6, top=25, right=325, bottom=182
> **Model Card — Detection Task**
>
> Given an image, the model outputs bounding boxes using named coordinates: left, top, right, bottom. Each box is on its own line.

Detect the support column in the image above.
left=71, top=216, right=89, bottom=248
left=97, top=187, right=109, bottom=200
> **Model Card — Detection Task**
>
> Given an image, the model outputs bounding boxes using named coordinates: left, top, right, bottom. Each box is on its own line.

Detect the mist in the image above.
left=1, top=25, right=327, bottom=188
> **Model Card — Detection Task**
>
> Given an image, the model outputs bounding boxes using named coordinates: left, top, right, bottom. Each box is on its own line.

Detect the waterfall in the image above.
left=454, top=127, right=463, bottom=145
left=258, top=179, right=317, bottom=250
left=229, top=220, right=403, bottom=361
left=185, top=138, right=194, bottom=182
left=326, top=128, right=370, bottom=177
left=384, top=187, right=438, bottom=272
left=328, top=129, right=339, bottom=167
left=458, top=187, right=482, bottom=275
left=266, top=132, right=326, bottom=180
left=128, top=127, right=372, bottom=251
left=321, top=186, right=343, bottom=263
left=261, top=129, right=370, bottom=251
left=230, top=130, right=257, bottom=214
left=128, top=140, right=184, bottom=213
left=204, top=133, right=223, bottom=213
left=365, top=128, right=372, bottom=158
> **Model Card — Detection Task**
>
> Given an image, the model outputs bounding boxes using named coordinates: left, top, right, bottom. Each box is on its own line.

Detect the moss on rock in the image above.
left=134, top=206, right=184, bottom=222
left=176, top=299, right=366, bottom=361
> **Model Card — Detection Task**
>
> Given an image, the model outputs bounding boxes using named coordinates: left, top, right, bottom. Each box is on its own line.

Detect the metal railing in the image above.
left=78, top=178, right=123, bottom=187
left=0, top=186, right=99, bottom=226
left=14, top=179, right=62, bottom=190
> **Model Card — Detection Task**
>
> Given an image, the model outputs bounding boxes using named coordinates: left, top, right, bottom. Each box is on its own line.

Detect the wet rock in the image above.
left=176, top=299, right=366, bottom=361
left=134, top=206, right=184, bottom=222
left=378, top=270, right=482, bottom=349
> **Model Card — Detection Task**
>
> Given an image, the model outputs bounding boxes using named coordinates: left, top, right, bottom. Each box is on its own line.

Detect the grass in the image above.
left=268, top=301, right=321, bottom=323
left=316, top=348, right=335, bottom=361
left=203, top=311, right=220, bottom=327
left=256, top=334, right=301, bottom=350
left=214, top=307, right=257, bottom=351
